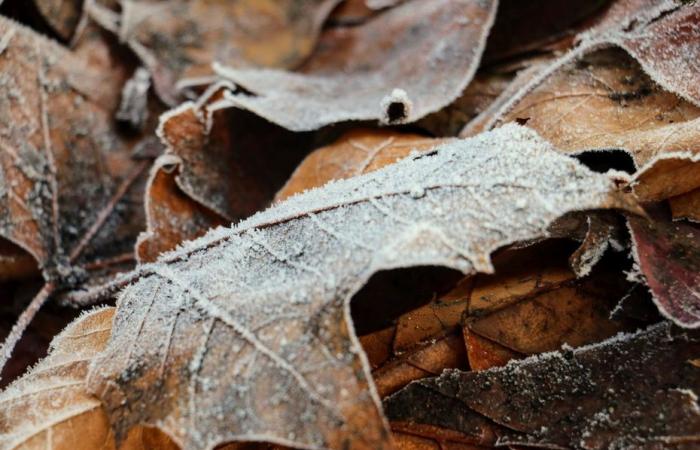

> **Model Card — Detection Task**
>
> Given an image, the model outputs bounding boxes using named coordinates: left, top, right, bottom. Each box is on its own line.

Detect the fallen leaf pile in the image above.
left=0, top=1, right=698, bottom=449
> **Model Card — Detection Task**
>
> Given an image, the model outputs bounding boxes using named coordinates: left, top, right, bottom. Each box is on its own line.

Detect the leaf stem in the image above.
left=0, top=282, right=56, bottom=379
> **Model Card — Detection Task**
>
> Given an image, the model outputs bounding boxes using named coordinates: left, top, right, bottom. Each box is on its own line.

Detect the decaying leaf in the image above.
left=0, top=17, right=146, bottom=282
left=275, top=129, right=450, bottom=202
left=87, top=125, right=637, bottom=450
left=462, top=328, right=521, bottom=371
left=215, top=0, right=499, bottom=131
left=388, top=322, right=700, bottom=449
left=629, top=214, right=700, bottom=328
left=632, top=152, right=700, bottom=204
left=0, top=307, right=114, bottom=449
left=88, top=0, right=341, bottom=104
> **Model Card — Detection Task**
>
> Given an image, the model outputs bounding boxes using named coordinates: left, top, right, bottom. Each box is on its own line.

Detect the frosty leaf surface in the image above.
left=87, top=125, right=636, bottom=450
left=215, top=0, right=498, bottom=131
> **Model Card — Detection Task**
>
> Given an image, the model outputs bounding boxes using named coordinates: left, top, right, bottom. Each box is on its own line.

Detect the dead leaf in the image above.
left=476, top=48, right=700, bottom=167
left=215, top=0, right=499, bottom=131
left=396, top=322, right=700, bottom=449
left=629, top=214, right=700, bottom=328
left=136, top=155, right=226, bottom=263
left=86, top=125, right=636, bottom=450
left=462, top=328, right=520, bottom=371
left=275, top=129, right=450, bottom=202
left=146, top=92, right=318, bottom=259
left=0, top=17, right=146, bottom=283
left=88, top=0, right=341, bottom=104
left=632, top=152, right=700, bottom=203
left=671, top=188, right=700, bottom=223
left=373, top=333, right=467, bottom=398
left=390, top=421, right=496, bottom=450
left=0, top=307, right=115, bottom=449
left=383, top=381, right=501, bottom=448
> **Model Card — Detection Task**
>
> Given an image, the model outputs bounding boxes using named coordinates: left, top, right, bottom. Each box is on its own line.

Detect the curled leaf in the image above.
left=215, top=0, right=499, bottom=131
left=87, top=125, right=636, bottom=450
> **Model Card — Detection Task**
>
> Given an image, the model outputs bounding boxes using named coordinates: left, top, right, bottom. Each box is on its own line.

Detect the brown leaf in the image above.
left=275, top=129, right=450, bottom=202
left=0, top=307, right=115, bottom=449
left=629, top=214, right=700, bottom=328
left=671, top=188, right=700, bottom=223
left=86, top=125, right=636, bottom=450
left=145, top=90, right=318, bottom=260
left=633, top=152, right=700, bottom=203
left=390, top=422, right=495, bottom=450
left=390, top=322, right=700, bottom=449
left=136, top=155, right=227, bottom=263
left=0, top=17, right=146, bottom=283
left=88, top=0, right=341, bottom=104
left=466, top=279, right=627, bottom=355
left=215, top=0, right=499, bottom=131
left=462, top=328, right=520, bottom=371
left=474, top=48, right=700, bottom=168
left=373, top=333, right=467, bottom=398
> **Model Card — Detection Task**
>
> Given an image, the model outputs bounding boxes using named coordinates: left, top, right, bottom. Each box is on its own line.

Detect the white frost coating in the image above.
left=87, top=125, right=633, bottom=450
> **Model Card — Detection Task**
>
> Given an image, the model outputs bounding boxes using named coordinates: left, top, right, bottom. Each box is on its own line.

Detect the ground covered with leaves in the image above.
left=0, top=1, right=699, bottom=449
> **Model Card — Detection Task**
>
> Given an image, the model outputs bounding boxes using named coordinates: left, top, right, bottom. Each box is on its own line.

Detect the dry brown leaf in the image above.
left=86, top=125, right=636, bottom=450
left=0, top=307, right=114, bottom=449
left=468, top=244, right=576, bottom=316
left=390, top=422, right=494, bottom=450
left=632, top=152, right=700, bottom=203
left=462, top=328, right=520, bottom=371
left=373, top=333, right=467, bottom=398
left=88, top=0, right=341, bottom=104
left=0, top=17, right=146, bottom=284
left=275, top=129, right=450, bottom=202
left=215, top=0, right=499, bottom=131
left=144, top=91, right=316, bottom=260
left=136, top=155, right=226, bottom=263
left=671, top=188, right=700, bottom=223
left=477, top=48, right=700, bottom=168
left=396, top=322, right=700, bottom=449
left=466, top=281, right=626, bottom=355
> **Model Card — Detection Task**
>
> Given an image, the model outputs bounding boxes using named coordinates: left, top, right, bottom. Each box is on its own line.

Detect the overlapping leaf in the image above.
left=87, top=125, right=636, bottom=450
left=215, top=0, right=499, bottom=131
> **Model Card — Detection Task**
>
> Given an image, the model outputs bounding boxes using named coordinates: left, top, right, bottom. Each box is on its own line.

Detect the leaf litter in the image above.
left=87, top=125, right=637, bottom=450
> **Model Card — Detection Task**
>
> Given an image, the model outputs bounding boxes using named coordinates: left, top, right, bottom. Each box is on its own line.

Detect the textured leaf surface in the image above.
left=0, top=17, right=146, bottom=282
left=275, top=129, right=450, bottom=202
left=215, top=0, right=498, bottom=131
left=0, top=307, right=114, bottom=449
left=87, top=125, right=635, bottom=450
left=387, top=322, right=700, bottom=449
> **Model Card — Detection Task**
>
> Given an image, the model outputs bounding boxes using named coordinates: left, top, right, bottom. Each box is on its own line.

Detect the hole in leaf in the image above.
left=386, top=101, right=408, bottom=123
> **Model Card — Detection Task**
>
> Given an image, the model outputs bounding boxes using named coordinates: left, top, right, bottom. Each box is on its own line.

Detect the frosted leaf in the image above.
left=214, top=0, right=498, bottom=131
left=87, top=124, right=637, bottom=450
left=87, top=0, right=341, bottom=105
left=386, top=322, right=700, bottom=449
left=0, top=308, right=115, bottom=450
left=0, top=17, right=146, bottom=282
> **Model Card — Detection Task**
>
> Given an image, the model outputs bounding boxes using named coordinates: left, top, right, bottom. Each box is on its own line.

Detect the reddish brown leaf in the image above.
left=215, top=0, right=499, bottom=131
left=671, top=188, right=700, bottom=223
left=629, top=215, right=700, bottom=328
left=33, top=0, right=82, bottom=40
